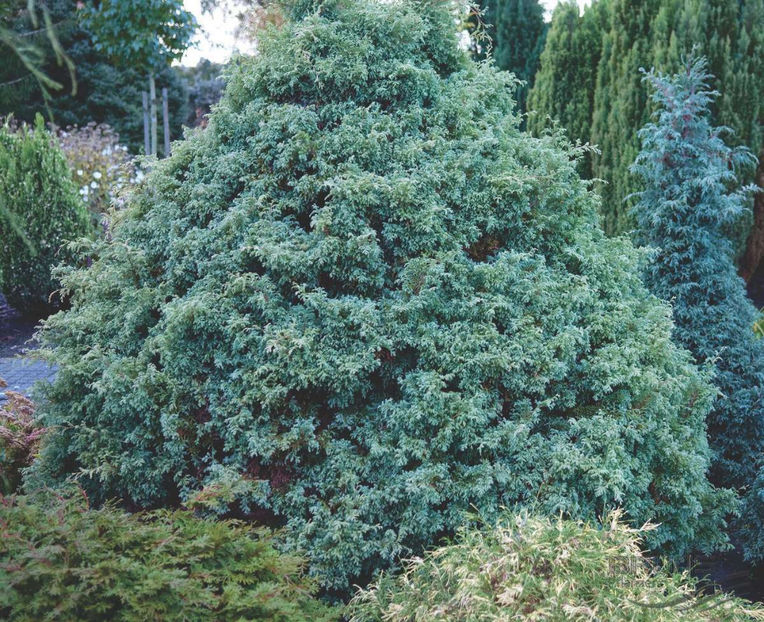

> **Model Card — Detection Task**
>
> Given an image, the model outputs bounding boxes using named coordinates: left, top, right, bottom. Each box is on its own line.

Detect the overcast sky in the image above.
left=180, top=0, right=589, bottom=66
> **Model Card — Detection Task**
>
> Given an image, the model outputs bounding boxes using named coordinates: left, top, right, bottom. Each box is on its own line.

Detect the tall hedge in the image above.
left=527, top=0, right=764, bottom=277
left=472, top=0, right=547, bottom=115
left=0, top=116, right=90, bottom=314
left=631, top=58, right=764, bottom=558
left=33, top=0, right=733, bottom=592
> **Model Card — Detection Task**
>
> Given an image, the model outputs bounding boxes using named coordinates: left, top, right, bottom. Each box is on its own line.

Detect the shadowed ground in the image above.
left=0, top=294, right=56, bottom=400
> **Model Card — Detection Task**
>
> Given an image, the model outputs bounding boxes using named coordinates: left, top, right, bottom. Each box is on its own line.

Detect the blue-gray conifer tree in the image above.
left=631, top=57, right=764, bottom=560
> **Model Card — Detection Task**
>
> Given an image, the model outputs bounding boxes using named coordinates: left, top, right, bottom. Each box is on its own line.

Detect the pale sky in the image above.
left=180, top=0, right=255, bottom=66
left=180, top=0, right=589, bottom=66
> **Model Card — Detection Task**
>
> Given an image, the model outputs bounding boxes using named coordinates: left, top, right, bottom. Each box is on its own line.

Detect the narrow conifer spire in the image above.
left=631, top=56, right=764, bottom=560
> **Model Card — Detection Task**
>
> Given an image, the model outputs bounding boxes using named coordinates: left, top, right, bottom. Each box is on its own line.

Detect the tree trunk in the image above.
left=740, top=150, right=764, bottom=283
left=149, top=73, right=158, bottom=156
left=162, top=87, right=171, bottom=158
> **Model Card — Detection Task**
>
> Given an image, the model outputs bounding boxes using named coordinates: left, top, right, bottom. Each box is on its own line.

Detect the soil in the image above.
left=692, top=551, right=764, bottom=603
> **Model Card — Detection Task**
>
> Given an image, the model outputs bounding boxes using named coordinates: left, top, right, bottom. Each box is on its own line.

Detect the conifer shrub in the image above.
left=0, top=116, right=91, bottom=315
left=0, top=488, right=338, bottom=621
left=347, top=512, right=764, bottom=621
left=33, top=0, right=733, bottom=591
left=630, top=59, right=764, bottom=551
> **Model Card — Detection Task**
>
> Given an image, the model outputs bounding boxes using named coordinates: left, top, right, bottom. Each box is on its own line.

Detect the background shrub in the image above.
left=741, top=465, right=764, bottom=564
left=34, top=0, right=733, bottom=592
left=53, top=122, right=137, bottom=226
left=0, top=115, right=91, bottom=315
left=0, top=379, right=43, bottom=495
left=0, top=488, right=338, bottom=622
left=348, top=511, right=764, bottom=621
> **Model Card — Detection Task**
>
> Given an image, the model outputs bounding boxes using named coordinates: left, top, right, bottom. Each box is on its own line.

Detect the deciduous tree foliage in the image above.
left=34, top=0, right=733, bottom=592
left=631, top=57, right=763, bottom=559
left=528, top=0, right=763, bottom=278
left=0, top=0, right=190, bottom=154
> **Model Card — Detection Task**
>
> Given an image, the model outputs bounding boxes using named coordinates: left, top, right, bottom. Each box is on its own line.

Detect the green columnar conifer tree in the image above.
left=474, top=0, right=546, bottom=115
left=528, top=0, right=764, bottom=277
left=33, top=0, right=733, bottom=592
left=631, top=58, right=763, bottom=559
left=526, top=0, right=606, bottom=178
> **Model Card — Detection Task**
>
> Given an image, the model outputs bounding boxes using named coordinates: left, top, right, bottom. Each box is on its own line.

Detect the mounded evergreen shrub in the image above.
left=630, top=59, right=764, bottom=560
left=34, top=0, right=733, bottom=591
left=0, top=116, right=91, bottom=315
left=347, top=511, right=764, bottom=621
left=0, top=489, right=338, bottom=621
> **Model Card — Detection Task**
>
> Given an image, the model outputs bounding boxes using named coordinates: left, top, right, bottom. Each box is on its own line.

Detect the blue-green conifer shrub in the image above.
left=33, top=0, right=733, bottom=591
left=630, top=57, right=763, bottom=560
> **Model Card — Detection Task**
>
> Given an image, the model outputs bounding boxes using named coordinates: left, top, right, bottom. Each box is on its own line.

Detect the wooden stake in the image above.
left=162, top=87, right=171, bottom=158
left=149, top=73, right=157, bottom=156
left=142, top=91, right=150, bottom=156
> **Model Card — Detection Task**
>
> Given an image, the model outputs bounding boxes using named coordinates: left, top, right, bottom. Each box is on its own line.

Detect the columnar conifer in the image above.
left=631, top=57, right=763, bottom=558
left=528, top=0, right=763, bottom=279
left=474, top=0, right=547, bottom=115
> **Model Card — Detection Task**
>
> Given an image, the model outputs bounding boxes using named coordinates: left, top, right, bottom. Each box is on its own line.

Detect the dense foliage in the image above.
left=78, top=0, right=197, bottom=74
left=0, top=379, right=43, bottom=495
left=527, top=0, right=764, bottom=278
left=33, top=0, right=734, bottom=592
left=348, top=511, right=764, bottom=621
left=631, top=57, right=764, bottom=560
left=0, top=488, right=338, bottom=621
left=471, top=0, right=547, bottom=115
left=0, top=0, right=75, bottom=107
left=0, top=0, right=190, bottom=153
left=0, top=116, right=91, bottom=314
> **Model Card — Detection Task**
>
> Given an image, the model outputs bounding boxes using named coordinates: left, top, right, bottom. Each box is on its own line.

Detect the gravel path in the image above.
left=0, top=294, right=57, bottom=400
left=0, top=357, right=58, bottom=398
